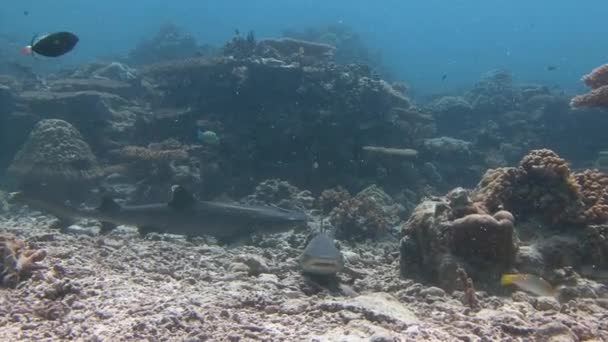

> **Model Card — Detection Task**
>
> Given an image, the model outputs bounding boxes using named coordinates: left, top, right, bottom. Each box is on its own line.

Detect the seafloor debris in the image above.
left=571, top=63, right=608, bottom=109
left=456, top=267, right=479, bottom=309
left=0, top=235, right=46, bottom=288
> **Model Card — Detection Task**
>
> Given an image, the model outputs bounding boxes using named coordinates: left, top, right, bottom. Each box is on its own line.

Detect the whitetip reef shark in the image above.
left=300, top=230, right=345, bottom=276
left=9, top=185, right=308, bottom=240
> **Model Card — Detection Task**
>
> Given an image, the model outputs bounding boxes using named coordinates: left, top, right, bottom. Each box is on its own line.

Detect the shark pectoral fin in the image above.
left=137, top=225, right=157, bottom=236
left=99, top=222, right=117, bottom=234
left=168, top=185, right=196, bottom=210
left=97, top=197, right=121, bottom=213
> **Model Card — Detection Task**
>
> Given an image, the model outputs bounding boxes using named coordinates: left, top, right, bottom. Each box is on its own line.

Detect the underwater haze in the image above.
left=2, top=0, right=607, bottom=94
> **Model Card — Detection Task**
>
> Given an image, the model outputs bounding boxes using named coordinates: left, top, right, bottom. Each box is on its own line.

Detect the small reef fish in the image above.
left=546, top=65, right=558, bottom=71
left=21, top=31, right=79, bottom=57
left=10, top=185, right=308, bottom=241
left=500, top=273, right=557, bottom=297
left=300, top=231, right=345, bottom=275
left=197, top=129, right=220, bottom=145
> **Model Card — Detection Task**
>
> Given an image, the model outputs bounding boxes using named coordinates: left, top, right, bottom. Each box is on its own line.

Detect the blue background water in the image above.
left=2, top=0, right=606, bottom=95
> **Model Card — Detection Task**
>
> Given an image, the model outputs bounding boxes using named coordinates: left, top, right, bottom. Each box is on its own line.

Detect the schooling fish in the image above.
left=21, top=31, right=79, bottom=57
left=300, top=231, right=344, bottom=275
left=500, top=273, right=557, bottom=297
left=9, top=185, right=308, bottom=240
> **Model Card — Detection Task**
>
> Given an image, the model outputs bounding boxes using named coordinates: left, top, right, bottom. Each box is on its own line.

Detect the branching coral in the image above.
left=0, top=236, right=46, bottom=288
left=571, top=63, right=608, bottom=109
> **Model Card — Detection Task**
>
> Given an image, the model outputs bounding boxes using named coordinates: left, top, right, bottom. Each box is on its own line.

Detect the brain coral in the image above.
left=8, top=119, right=101, bottom=184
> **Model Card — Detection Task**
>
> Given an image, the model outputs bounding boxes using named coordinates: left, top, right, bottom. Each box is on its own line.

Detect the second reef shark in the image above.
left=9, top=185, right=308, bottom=240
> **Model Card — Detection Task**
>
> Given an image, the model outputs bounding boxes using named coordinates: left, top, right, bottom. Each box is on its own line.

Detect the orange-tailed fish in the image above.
left=21, top=31, right=79, bottom=57
left=500, top=273, right=557, bottom=297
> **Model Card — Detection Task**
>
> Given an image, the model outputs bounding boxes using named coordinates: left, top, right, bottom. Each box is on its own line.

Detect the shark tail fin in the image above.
left=97, top=197, right=121, bottom=213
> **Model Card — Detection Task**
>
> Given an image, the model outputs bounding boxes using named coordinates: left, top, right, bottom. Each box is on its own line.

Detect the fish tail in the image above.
left=20, top=46, right=32, bottom=55
left=500, top=273, right=520, bottom=285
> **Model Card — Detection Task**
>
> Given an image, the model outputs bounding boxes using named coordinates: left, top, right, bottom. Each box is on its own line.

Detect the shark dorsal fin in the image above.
left=97, top=197, right=121, bottom=213
left=169, top=185, right=196, bottom=209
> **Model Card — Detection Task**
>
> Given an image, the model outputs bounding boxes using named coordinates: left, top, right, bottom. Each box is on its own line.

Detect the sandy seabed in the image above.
left=0, top=210, right=607, bottom=342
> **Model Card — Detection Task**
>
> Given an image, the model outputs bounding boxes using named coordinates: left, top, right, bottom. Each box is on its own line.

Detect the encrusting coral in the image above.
left=400, top=187, right=518, bottom=290
left=110, top=145, right=189, bottom=163
left=0, top=236, right=46, bottom=288
left=570, top=63, right=608, bottom=109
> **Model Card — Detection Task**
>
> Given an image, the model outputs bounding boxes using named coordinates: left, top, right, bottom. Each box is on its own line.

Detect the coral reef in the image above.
left=282, top=24, right=388, bottom=75
left=402, top=148, right=608, bottom=292
left=128, top=22, right=213, bottom=66
left=571, top=63, right=608, bottom=109
left=0, top=235, right=46, bottom=288
left=137, top=42, right=429, bottom=194
left=8, top=119, right=102, bottom=200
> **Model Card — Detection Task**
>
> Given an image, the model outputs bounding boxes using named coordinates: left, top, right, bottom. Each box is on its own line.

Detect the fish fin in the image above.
left=138, top=225, right=157, bottom=236
left=30, top=33, right=38, bottom=46
left=500, top=273, right=519, bottom=285
left=99, top=222, right=117, bottom=234
left=97, top=197, right=121, bottom=213
left=168, top=185, right=196, bottom=209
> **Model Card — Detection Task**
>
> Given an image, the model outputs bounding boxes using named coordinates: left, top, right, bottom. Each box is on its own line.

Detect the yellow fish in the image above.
left=500, top=273, right=557, bottom=297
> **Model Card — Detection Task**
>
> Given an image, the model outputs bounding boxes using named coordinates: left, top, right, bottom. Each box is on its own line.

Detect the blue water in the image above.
left=2, top=0, right=607, bottom=95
